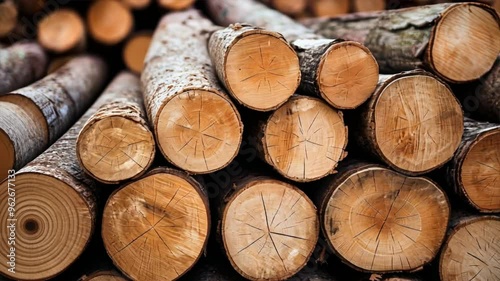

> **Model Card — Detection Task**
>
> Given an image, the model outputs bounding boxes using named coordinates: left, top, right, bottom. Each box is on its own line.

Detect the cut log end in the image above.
left=123, top=33, right=152, bottom=74
left=429, top=4, right=500, bottom=82
left=156, top=90, right=242, bottom=174
left=0, top=127, right=13, bottom=178
left=374, top=75, right=463, bottom=174
left=319, top=42, right=379, bottom=109
left=157, top=0, right=195, bottom=10
left=88, top=0, right=133, bottom=45
left=0, top=173, right=93, bottom=280
left=102, top=169, right=209, bottom=281
left=271, top=0, right=307, bottom=15
left=309, top=0, right=350, bottom=17
left=0, top=1, right=18, bottom=37
left=38, top=9, right=85, bottom=53
left=322, top=167, right=450, bottom=272
left=264, top=96, right=347, bottom=182
left=77, top=116, right=155, bottom=184
left=353, top=0, right=385, bottom=12
left=224, top=32, right=300, bottom=111
left=223, top=179, right=318, bottom=280
left=440, top=216, right=500, bottom=281
left=122, top=0, right=151, bottom=9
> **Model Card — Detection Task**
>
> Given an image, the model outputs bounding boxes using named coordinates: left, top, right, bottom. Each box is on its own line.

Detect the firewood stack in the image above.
left=0, top=0, right=498, bottom=281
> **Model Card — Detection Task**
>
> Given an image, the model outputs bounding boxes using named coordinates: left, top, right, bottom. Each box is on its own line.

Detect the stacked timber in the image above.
left=37, top=9, right=86, bottom=53
left=87, top=0, right=134, bottom=45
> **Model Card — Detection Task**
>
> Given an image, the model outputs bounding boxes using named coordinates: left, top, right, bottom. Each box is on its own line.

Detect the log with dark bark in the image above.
left=123, top=32, right=152, bottom=74
left=0, top=56, right=107, bottom=180
left=77, top=72, right=155, bottom=184
left=470, top=55, right=500, bottom=123
left=206, top=0, right=380, bottom=110
left=309, top=0, right=350, bottom=17
left=37, top=9, right=86, bottom=53
left=102, top=167, right=210, bottom=281
left=141, top=9, right=243, bottom=174
left=259, top=0, right=307, bottom=15
left=87, top=0, right=134, bottom=45
left=302, top=3, right=500, bottom=83
left=0, top=0, right=17, bottom=38
left=208, top=24, right=301, bottom=111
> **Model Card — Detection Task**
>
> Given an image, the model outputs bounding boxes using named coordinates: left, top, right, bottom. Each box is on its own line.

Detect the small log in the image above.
left=87, top=0, right=134, bottom=45
left=0, top=0, right=18, bottom=38
left=77, top=72, right=155, bottom=184
left=121, top=0, right=151, bottom=9
left=354, top=70, right=463, bottom=175
left=302, top=3, right=500, bottom=83
left=141, top=9, right=243, bottom=174
left=37, top=9, right=86, bottom=53
left=0, top=42, right=47, bottom=94
left=102, top=167, right=210, bottom=280
left=353, top=0, right=386, bottom=12
left=259, top=0, right=307, bottom=15
left=123, top=32, right=152, bottom=74
left=0, top=55, right=107, bottom=180
left=208, top=24, right=301, bottom=111
left=309, top=0, right=350, bottom=17
left=313, top=161, right=450, bottom=272
left=471, top=55, right=499, bottom=123
left=79, top=270, right=127, bottom=281
left=157, top=0, right=195, bottom=10
left=206, top=0, right=379, bottom=110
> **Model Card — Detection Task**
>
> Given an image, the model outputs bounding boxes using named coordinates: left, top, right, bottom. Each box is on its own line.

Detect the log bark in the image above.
left=141, top=9, right=243, bottom=174
left=79, top=270, right=128, bottom=281
left=259, top=0, right=307, bottom=15
left=0, top=55, right=107, bottom=179
left=102, top=167, right=210, bottom=281
left=445, top=118, right=500, bottom=213
left=354, top=70, right=463, bottom=175
left=0, top=41, right=47, bottom=94
left=37, top=8, right=86, bottom=53
left=208, top=23, right=300, bottom=111
left=312, top=160, right=450, bottom=273
left=77, top=71, right=155, bottom=184
left=0, top=0, right=18, bottom=38
left=302, top=3, right=500, bottom=83
left=206, top=0, right=380, bottom=110
left=309, top=0, right=350, bottom=17
left=470, top=55, right=500, bottom=123
left=157, top=0, right=195, bottom=10
left=123, top=32, right=152, bottom=74
left=87, top=0, right=133, bottom=45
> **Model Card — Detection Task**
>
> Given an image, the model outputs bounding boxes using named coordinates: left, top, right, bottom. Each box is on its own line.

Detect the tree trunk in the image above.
left=352, top=0, right=385, bottom=12
left=0, top=0, right=18, bottom=38
left=102, top=167, right=210, bottom=281
left=0, top=42, right=47, bottom=94
left=0, top=55, right=107, bottom=180
left=37, top=9, right=86, bottom=53
left=123, top=32, right=152, bottom=74
left=259, top=0, right=307, bottom=15
left=157, top=0, right=195, bottom=10
left=141, top=9, right=243, bottom=174
left=302, top=3, right=500, bottom=83
left=312, top=160, right=450, bottom=273
left=470, top=55, right=499, bottom=123
left=445, top=118, right=500, bottom=213
left=354, top=70, right=463, bottom=176
left=87, top=0, right=133, bottom=45
left=77, top=71, right=155, bottom=185
left=79, top=270, right=128, bottom=281
left=309, top=0, right=350, bottom=17
left=208, top=23, right=301, bottom=111
left=206, top=0, right=380, bottom=110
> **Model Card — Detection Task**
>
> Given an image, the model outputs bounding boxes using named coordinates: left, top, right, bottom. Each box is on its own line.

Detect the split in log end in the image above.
left=123, top=33, right=152, bottom=74
left=88, top=0, right=133, bottom=45
left=38, top=9, right=85, bottom=53
left=157, top=0, right=195, bottom=10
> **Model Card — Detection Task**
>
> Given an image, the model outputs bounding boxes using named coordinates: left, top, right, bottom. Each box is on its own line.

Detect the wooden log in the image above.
left=121, top=0, right=151, bottom=9
left=309, top=0, right=350, bottom=17
left=37, top=9, right=86, bottom=53
left=141, top=9, right=243, bottom=174
left=206, top=0, right=379, bottom=110
left=353, top=0, right=386, bottom=12
left=0, top=55, right=107, bottom=180
left=216, top=175, right=319, bottom=280
left=157, top=0, right=195, bottom=10
left=17, top=0, right=45, bottom=15
left=259, top=0, right=307, bottom=16
left=77, top=72, right=155, bottom=184
left=313, top=161, right=450, bottom=273
left=87, top=0, right=134, bottom=45
left=123, top=32, right=152, bottom=74
left=445, top=118, right=500, bottom=213
left=208, top=24, right=301, bottom=111
left=79, top=270, right=127, bottom=281
left=102, top=167, right=210, bottom=281
left=354, top=70, right=463, bottom=176
left=471, top=55, right=499, bottom=123
left=302, top=3, right=500, bottom=83
left=0, top=42, right=47, bottom=95
left=47, top=55, right=75, bottom=74
left=0, top=0, right=18, bottom=38
left=439, top=215, right=500, bottom=281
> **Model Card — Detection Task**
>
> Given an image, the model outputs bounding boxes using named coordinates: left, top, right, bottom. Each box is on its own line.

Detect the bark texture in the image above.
left=472, top=56, right=500, bottom=123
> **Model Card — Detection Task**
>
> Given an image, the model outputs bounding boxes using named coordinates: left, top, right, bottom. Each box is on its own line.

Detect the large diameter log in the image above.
left=0, top=0, right=18, bottom=38
left=0, top=42, right=47, bottom=95
left=314, top=161, right=450, bottom=272
left=77, top=72, right=155, bottom=184
left=38, top=9, right=86, bottom=53
left=259, top=0, right=307, bottom=15
left=0, top=55, right=107, bottom=180
left=309, top=0, right=350, bottom=17
left=302, top=3, right=500, bottom=83
left=88, top=0, right=133, bottom=45
left=208, top=24, right=301, bottom=111
left=355, top=70, right=463, bottom=175
left=206, top=0, right=379, bottom=110
left=141, top=9, right=243, bottom=174
left=102, top=167, right=210, bottom=281
left=123, top=32, right=152, bottom=74
left=446, top=118, right=500, bottom=213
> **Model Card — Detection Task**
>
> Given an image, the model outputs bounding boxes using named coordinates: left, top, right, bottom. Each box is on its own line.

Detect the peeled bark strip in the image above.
left=77, top=72, right=155, bottom=184
left=87, top=0, right=133, bottom=45
left=208, top=24, right=301, bottom=111
left=0, top=0, right=18, bottom=38
left=102, top=167, right=210, bottom=281
left=314, top=161, right=450, bottom=272
left=473, top=55, right=500, bottom=123
left=157, top=0, right=195, bottom=10
left=446, top=118, right=500, bottom=213
left=207, top=0, right=379, bottom=110
left=38, top=9, right=86, bottom=53
left=141, top=9, right=243, bottom=174
left=79, top=270, right=128, bottom=281
left=0, top=42, right=47, bottom=94
left=309, top=0, right=350, bottom=17
left=355, top=70, right=463, bottom=175
left=439, top=216, right=500, bottom=281
left=123, top=32, right=152, bottom=74
left=0, top=56, right=107, bottom=179
left=259, top=0, right=307, bottom=15
left=302, top=3, right=500, bottom=83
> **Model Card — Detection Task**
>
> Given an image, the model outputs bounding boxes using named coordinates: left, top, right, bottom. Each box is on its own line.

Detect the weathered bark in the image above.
left=141, top=9, right=243, bottom=174
left=157, top=0, right=195, bottom=10
left=79, top=270, right=128, bottom=281
left=77, top=72, right=155, bottom=184
left=309, top=0, right=350, bottom=17
left=259, top=0, right=307, bottom=15
left=37, top=9, right=86, bottom=53
left=206, top=0, right=380, bottom=110
left=470, top=55, right=500, bottom=123
left=87, top=0, right=133, bottom=45
left=0, top=0, right=18, bottom=38
left=102, top=167, right=210, bottom=281
left=208, top=23, right=300, bottom=111
left=0, top=42, right=47, bottom=94
left=302, top=3, right=500, bottom=83
left=354, top=70, right=463, bottom=175
left=123, top=32, right=152, bottom=74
